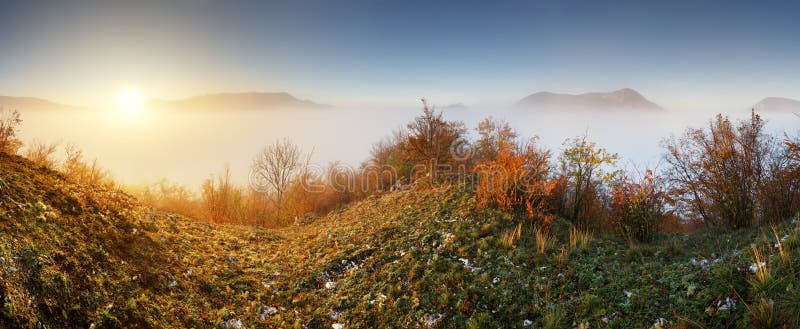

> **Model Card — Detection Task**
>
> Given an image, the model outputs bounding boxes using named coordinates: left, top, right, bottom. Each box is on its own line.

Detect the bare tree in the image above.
left=0, top=108, right=22, bottom=154
left=251, top=138, right=303, bottom=225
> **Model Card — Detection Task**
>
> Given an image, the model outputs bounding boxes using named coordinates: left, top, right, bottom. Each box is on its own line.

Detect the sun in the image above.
left=116, top=88, right=145, bottom=113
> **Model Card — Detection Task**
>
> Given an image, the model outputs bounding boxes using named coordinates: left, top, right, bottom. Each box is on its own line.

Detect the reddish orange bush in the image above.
left=475, top=119, right=553, bottom=222
left=609, top=169, right=667, bottom=242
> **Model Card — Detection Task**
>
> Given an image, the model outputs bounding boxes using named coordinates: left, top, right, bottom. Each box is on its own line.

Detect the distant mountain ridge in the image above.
left=0, top=95, right=74, bottom=111
left=151, top=92, right=329, bottom=110
left=517, top=88, right=663, bottom=111
left=754, top=97, right=800, bottom=112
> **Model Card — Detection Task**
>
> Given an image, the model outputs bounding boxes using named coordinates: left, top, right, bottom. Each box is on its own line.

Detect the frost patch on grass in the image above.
left=422, top=313, right=443, bottom=327
left=690, top=257, right=723, bottom=271
left=458, top=258, right=481, bottom=272
left=224, top=319, right=245, bottom=329
left=716, top=297, right=736, bottom=311
left=748, top=262, right=766, bottom=273
left=259, top=305, right=278, bottom=320
left=651, top=317, right=667, bottom=328
left=330, top=310, right=342, bottom=320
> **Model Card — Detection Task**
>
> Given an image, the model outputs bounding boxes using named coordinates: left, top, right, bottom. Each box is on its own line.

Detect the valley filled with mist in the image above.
left=12, top=94, right=798, bottom=189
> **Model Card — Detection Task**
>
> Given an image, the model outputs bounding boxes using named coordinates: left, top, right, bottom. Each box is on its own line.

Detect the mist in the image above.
left=15, top=105, right=799, bottom=189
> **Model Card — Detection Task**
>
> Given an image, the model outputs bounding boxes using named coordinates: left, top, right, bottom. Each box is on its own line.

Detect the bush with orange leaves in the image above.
left=474, top=118, right=554, bottom=223
left=609, top=169, right=667, bottom=242
left=664, top=111, right=800, bottom=228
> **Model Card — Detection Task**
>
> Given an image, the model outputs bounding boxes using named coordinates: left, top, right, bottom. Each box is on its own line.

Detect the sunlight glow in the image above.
left=116, top=88, right=145, bottom=113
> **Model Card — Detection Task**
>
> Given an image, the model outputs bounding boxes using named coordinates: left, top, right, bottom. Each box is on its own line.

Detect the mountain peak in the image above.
left=0, top=95, right=73, bottom=111
left=152, top=92, right=329, bottom=110
left=517, top=88, right=662, bottom=111
left=754, top=97, right=800, bottom=112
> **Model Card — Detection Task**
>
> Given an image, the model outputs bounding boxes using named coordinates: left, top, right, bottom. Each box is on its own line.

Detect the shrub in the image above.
left=401, top=99, right=467, bottom=181
left=23, top=141, right=59, bottom=170
left=473, top=117, right=518, bottom=164
left=609, top=169, right=666, bottom=242
left=474, top=118, right=553, bottom=222
left=0, top=108, right=22, bottom=154
left=663, top=111, right=799, bottom=229
left=131, top=178, right=201, bottom=219
left=201, top=165, right=246, bottom=224
left=362, top=129, right=408, bottom=192
left=554, top=135, right=618, bottom=228
left=61, top=143, right=116, bottom=188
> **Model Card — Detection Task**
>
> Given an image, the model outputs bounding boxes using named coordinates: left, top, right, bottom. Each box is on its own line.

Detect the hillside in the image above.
left=0, top=96, right=74, bottom=111
left=1, top=153, right=799, bottom=328
left=517, top=88, right=663, bottom=111
left=149, top=92, right=329, bottom=111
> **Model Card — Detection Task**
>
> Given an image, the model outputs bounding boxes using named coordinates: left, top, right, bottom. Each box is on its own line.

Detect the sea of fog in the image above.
left=15, top=106, right=799, bottom=190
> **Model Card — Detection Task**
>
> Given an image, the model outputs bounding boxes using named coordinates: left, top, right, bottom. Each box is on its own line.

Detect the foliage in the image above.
left=0, top=108, right=22, bottom=154
left=473, top=117, right=518, bottom=164
left=474, top=118, right=553, bottom=223
left=3, top=152, right=800, bottom=328
left=62, top=143, right=116, bottom=188
left=610, top=169, right=667, bottom=242
left=554, top=135, right=619, bottom=228
left=130, top=178, right=201, bottom=219
left=663, top=111, right=800, bottom=229
left=401, top=99, right=467, bottom=180
left=22, top=140, right=59, bottom=170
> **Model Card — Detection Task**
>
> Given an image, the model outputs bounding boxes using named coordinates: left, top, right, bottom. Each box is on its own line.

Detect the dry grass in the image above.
left=500, top=223, right=523, bottom=249
left=771, top=225, right=789, bottom=265
left=568, top=225, right=592, bottom=251
left=752, top=247, right=770, bottom=284
left=534, top=225, right=553, bottom=254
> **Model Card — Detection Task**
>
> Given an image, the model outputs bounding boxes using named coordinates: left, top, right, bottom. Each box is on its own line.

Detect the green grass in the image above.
left=1, top=152, right=799, bottom=328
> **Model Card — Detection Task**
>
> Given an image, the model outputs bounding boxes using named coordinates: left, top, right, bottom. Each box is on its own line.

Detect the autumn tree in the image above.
left=663, top=111, right=798, bottom=228
left=362, top=129, right=407, bottom=192
left=0, top=108, right=22, bottom=154
left=473, top=117, right=518, bottom=164
left=402, top=99, right=467, bottom=180
left=555, top=135, right=619, bottom=228
left=250, top=138, right=304, bottom=225
left=475, top=132, right=553, bottom=222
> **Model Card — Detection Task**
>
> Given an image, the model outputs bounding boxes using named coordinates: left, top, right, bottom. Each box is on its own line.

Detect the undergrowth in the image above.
left=1, top=153, right=799, bottom=328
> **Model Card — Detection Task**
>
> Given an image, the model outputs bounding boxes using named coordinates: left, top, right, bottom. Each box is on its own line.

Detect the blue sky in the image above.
left=1, top=0, right=799, bottom=109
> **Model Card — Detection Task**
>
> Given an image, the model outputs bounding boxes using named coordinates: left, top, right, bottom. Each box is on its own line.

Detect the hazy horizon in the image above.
left=2, top=0, right=800, bottom=189
left=2, top=1, right=800, bottom=110
left=11, top=103, right=797, bottom=189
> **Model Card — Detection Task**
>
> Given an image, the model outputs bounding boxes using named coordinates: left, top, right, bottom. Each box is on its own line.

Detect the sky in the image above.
left=1, top=0, right=800, bottom=110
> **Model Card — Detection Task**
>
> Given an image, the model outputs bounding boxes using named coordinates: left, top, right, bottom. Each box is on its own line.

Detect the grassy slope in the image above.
left=1, top=153, right=799, bottom=328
